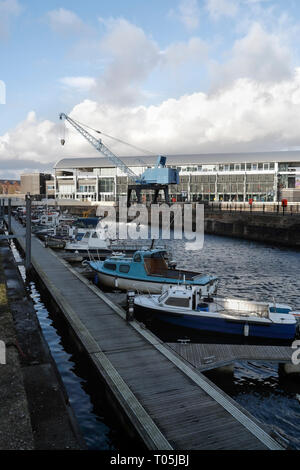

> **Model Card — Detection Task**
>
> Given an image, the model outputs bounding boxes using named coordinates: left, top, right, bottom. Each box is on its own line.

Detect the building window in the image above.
left=99, top=178, right=114, bottom=193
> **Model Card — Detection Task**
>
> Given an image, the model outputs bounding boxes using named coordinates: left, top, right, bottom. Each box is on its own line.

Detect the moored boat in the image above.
left=64, top=229, right=111, bottom=253
left=133, top=284, right=298, bottom=340
left=88, top=248, right=218, bottom=294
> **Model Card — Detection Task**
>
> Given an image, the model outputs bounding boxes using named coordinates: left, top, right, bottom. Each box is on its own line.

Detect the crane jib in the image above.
left=59, top=113, right=179, bottom=192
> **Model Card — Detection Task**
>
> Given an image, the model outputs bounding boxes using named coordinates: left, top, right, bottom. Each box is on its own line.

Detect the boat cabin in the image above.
left=157, top=285, right=272, bottom=318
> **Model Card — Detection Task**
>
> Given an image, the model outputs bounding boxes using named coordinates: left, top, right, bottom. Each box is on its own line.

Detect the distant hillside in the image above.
left=0, top=180, right=21, bottom=194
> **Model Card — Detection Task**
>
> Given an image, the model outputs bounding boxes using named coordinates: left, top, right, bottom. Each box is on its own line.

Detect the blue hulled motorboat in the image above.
left=133, top=284, right=298, bottom=341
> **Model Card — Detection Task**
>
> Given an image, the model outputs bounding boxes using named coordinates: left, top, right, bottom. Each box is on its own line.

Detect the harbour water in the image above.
left=10, top=234, right=300, bottom=449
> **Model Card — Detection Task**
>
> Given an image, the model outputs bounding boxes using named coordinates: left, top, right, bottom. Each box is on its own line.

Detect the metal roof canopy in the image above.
left=55, top=150, right=300, bottom=169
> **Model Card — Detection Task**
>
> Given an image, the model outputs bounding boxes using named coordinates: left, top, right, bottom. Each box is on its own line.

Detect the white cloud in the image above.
left=2, top=7, right=300, bottom=179
left=211, top=23, right=293, bottom=87
left=0, top=111, right=61, bottom=164
left=161, top=37, right=209, bottom=68
left=3, top=70, right=300, bottom=178
left=47, top=8, right=91, bottom=35
left=59, top=76, right=96, bottom=91
left=94, top=18, right=160, bottom=106
left=205, top=0, right=239, bottom=20
left=0, top=0, right=22, bottom=38
left=169, top=0, right=201, bottom=31
left=178, top=0, right=201, bottom=30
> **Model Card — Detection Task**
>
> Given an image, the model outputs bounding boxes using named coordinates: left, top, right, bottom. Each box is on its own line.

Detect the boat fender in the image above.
left=244, top=324, right=249, bottom=337
left=114, top=277, right=119, bottom=288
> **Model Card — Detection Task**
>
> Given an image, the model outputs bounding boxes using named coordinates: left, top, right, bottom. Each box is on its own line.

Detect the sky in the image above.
left=2, top=0, right=300, bottom=178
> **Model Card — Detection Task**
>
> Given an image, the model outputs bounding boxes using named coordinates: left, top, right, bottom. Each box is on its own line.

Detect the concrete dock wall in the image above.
left=203, top=212, right=300, bottom=247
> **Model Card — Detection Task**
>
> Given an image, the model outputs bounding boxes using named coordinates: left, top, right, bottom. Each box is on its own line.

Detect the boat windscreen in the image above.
left=144, top=255, right=168, bottom=274
left=165, top=297, right=190, bottom=307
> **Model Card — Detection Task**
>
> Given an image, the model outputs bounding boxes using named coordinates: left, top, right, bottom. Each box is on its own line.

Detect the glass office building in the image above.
left=54, top=151, right=300, bottom=203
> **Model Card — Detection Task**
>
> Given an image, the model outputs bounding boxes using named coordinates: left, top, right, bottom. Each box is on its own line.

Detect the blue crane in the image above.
left=59, top=113, right=179, bottom=204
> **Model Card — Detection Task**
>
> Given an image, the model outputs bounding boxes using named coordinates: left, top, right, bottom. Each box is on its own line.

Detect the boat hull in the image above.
left=134, top=305, right=296, bottom=340
left=92, top=270, right=216, bottom=294
left=94, top=271, right=174, bottom=293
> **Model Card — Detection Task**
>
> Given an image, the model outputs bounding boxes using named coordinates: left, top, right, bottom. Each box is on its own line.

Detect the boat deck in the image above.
left=9, top=216, right=286, bottom=450
left=150, top=268, right=201, bottom=280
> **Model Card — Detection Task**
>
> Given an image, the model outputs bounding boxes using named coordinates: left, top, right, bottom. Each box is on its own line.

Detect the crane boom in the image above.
left=59, top=113, right=138, bottom=182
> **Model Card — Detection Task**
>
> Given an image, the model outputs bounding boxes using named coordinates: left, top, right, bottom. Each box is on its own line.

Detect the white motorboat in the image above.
left=133, top=284, right=298, bottom=340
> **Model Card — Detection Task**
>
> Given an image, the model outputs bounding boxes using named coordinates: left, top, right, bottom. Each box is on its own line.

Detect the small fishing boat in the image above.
left=65, top=229, right=111, bottom=253
left=88, top=248, right=218, bottom=294
left=133, top=284, right=298, bottom=340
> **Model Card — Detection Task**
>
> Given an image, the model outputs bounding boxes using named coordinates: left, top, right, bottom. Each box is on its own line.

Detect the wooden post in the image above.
left=25, top=193, right=31, bottom=272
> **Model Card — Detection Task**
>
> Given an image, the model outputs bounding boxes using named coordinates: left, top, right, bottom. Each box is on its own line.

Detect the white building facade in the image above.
left=54, top=151, right=300, bottom=203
